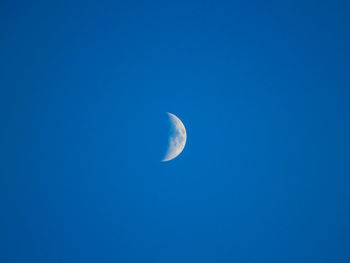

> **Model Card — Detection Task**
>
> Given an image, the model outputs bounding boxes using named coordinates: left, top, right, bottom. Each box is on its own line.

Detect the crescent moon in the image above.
left=162, top=112, right=187, bottom=162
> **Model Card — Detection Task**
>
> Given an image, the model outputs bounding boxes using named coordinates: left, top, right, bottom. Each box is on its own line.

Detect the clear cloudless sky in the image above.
left=1, top=0, right=350, bottom=262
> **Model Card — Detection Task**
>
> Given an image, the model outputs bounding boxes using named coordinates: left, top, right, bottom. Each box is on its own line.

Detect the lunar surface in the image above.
left=162, top=112, right=187, bottom=162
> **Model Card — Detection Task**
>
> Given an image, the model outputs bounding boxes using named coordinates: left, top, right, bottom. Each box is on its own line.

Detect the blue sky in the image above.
left=1, top=0, right=350, bottom=262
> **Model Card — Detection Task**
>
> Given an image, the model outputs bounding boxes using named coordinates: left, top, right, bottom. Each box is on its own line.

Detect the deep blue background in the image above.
left=1, top=0, right=350, bottom=262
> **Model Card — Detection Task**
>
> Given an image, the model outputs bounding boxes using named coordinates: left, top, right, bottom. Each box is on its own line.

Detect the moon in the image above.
left=162, top=112, right=187, bottom=162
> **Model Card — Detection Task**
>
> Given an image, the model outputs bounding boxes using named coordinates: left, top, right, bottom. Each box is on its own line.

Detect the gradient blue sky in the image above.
left=1, top=0, right=350, bottom=262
